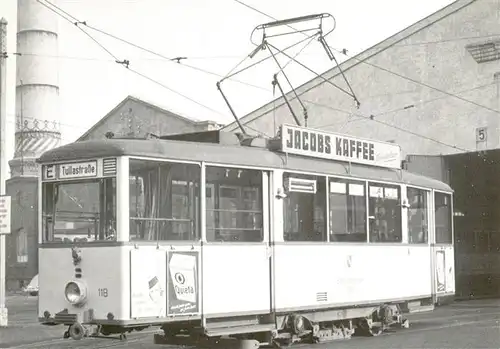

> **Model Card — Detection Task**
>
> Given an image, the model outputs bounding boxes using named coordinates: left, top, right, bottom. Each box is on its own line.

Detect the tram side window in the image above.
left=205, top=166, right=263, bottom=242
left=283, top=173, right=327, bottom=242
left=329, top=178, right=367, bottom=242
left=41, top=179, right=116, bottom=243
left=368, top=182, right=402, bottom=243
left=435, top=192, right=453, bottom=244
left=129, top=159, right=201, bottom=241
left=407, top=187, right=429, bottom=244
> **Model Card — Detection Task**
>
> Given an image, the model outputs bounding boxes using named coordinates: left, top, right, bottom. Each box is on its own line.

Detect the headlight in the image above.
left=64, top=280, right=87, bottom=305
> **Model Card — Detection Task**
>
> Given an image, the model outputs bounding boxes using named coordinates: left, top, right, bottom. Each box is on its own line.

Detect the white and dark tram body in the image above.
left=37, top=124, right=455, bottom=346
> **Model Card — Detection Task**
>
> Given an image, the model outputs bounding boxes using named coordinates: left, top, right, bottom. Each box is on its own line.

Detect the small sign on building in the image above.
left=476, top=127, right=487, bottom=143
left=0, top=195, right=11, bottom=235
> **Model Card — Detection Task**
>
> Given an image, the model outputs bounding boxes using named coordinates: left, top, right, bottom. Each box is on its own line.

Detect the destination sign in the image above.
left=279, top=124, right=402, bottom=169
left=59, top=161, right=98, bottom=179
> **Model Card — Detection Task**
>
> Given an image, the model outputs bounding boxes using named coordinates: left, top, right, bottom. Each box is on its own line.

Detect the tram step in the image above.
left=400, top=301, right=435, bottom=314
left=407, top=304, right=435, bottom=313
left=205, top=323, right=276, bottom=337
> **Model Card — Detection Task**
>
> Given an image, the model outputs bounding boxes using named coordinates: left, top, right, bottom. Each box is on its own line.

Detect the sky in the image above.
left=0, top=0, right=455, bottom=160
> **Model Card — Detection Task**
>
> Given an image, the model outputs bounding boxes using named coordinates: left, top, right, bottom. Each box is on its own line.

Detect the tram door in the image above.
left=431, top=191, right=455, bottom=303
left=201, top=167, right=272, bottom=318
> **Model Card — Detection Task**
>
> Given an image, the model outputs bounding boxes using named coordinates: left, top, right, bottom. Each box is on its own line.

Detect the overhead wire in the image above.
left=308, top=81, right=496, bottom=152
left=42, top=0, right=301, bottom=94
left=14, top=49, right=488, bottom=131
left=230, top=0, right=490, bottom=151
left=232, top=0, right=500, bottom=117
left=37, top=0, right=229, bottom=118
left=35, top=0, right=487, bottom=149
left=315, top=79, right=497, bottom=129
left=281, top=33, right=317, bottom=71
left=266, top=42, right=354, bottom=100
left=221, top=32, right=319, bottom=81
left=228, top=76, right=497, bottom=140
left=39, top=1, right=274, bottom=139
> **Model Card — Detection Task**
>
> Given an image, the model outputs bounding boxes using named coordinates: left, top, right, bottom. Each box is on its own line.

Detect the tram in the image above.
left=36, top=124, right=455, bottom=347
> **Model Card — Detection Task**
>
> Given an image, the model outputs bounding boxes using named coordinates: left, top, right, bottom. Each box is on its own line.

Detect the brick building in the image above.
left=78, top=95, right=223, bottom=141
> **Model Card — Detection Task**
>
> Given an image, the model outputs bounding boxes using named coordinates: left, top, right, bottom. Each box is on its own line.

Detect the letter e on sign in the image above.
left=0, top=196, right=11, bottom=235
left=43, top=165, right=56, bottom=180
left=476, top=127, right=487, bottom=143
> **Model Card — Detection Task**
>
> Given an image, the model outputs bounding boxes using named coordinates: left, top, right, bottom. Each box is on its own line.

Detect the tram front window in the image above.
left=42, top=178, right=116, bottom=243
left=129, top=159, right=201, bottom=241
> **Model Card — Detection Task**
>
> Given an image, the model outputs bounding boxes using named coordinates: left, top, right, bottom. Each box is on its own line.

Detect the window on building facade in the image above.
left=16, top=228, right=28, bottom=263
left=283, top=172, right=327, bottom=242
left=368, top=182, right=402, bottom=243
left=465, top=41, right=500, bottom=64
left=329, top=178, right=367, bottom=242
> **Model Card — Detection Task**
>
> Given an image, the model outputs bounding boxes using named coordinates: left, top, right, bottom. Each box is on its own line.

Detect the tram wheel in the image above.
left=68, top=323, right=85, bottom=340
left=357, top=319, right=383, bottom=337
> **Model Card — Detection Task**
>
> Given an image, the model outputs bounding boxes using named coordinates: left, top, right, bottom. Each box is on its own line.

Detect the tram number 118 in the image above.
left=98, top=288, right=109, bottom=298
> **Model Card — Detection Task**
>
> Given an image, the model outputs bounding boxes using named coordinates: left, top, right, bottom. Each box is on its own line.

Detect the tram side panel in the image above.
left=38, top=246, right=130, bottom=324
left=129, top=245, right=202, bottom=320
left=273, top=244, right=433, bottom=312
left=201, top=244, right=271, bottom=316
left=433, top=244, right=455, bottom=303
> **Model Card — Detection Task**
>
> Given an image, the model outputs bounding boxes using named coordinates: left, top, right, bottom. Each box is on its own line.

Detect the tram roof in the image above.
left=38, top=138, right=452, bottom=192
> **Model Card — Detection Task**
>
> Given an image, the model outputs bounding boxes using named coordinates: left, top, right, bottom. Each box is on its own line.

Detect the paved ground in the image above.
left=1, top=296, right=499, bottom=348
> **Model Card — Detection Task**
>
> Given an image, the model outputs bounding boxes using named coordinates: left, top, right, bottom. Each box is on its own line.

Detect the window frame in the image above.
left=434, top=190, right=454, bottom=245
left=16, top=228, right=28, bottom=264
left=406, top=186, right=431, bottom=245
left=367, top=180, right=403, bottom=244
left=204, top=164, right=268, bottom=244
left=327, top=177, right=368, bottom=243
left=41, top=177, right=117, bottom=244
left=128, top=157, right=202, bottom=242
left=281, top=171, right=328, bottom=243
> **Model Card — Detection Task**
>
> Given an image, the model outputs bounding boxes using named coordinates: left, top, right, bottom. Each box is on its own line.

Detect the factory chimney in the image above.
left=3, top=0, right=61, bottom=290
left=9, top=0, right=61, bottom=176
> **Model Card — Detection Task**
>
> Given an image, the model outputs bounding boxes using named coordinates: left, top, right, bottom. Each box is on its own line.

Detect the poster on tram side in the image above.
left=436, top=250, right=446, bottom=293
left=167, top=250, right=200, bottom=316
left=130, top=249, right=167, bottom=319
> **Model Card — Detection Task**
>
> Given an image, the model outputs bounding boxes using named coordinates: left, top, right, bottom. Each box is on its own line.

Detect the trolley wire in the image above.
left=40, top=1, right=273, bottom=139
left=231, top=0, right=500, bottom=117
left=35, top=0, right=485, bottom=149
left=314, top=80, right=497, bottom=129
left=229, top=0, right=490, bottom=151
left=41, top=0, right=306, bottom=93
left=37, top=0, right=228, bottom=117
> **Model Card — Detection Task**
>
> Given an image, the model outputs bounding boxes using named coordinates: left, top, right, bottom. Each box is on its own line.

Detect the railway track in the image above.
left=10, top=329, right=159, bottom=349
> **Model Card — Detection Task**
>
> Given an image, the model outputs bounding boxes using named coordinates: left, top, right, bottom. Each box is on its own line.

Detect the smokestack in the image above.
left=10, top=0, right=61, bottom=176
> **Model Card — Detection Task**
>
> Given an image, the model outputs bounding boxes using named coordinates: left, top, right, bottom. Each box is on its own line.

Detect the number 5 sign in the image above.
left=476, top=127, right=487, bottom=143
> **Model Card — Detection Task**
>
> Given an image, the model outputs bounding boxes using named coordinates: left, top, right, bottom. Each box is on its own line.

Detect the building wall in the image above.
left=79, top=99, right=220, bottom=141
left=226, top=0, right=500, bottom=159
left=5, top=177, right=38, bottom=290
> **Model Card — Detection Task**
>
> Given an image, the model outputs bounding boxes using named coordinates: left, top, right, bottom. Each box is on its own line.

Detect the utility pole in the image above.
left=0, top=17, right=9, bottom=327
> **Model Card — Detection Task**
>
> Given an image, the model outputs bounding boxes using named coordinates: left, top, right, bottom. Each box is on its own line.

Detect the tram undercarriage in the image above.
left=56, top=301, right=418, bottom=348
left=151, top=302, right=412, bottom=347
